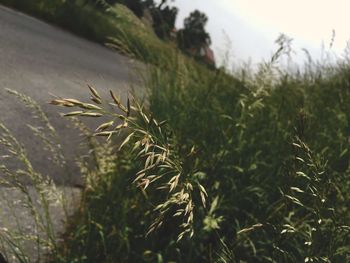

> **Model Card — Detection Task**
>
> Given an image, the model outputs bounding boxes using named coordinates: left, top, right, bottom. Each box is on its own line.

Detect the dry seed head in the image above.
left=200, top=191, right=206, bottom=208
left=63, top=98, right=84, bottom=106
left=173, top=210, right=183, bottom=217
left=150, top=152, right=155, bottom=165
left=110, top=90, right=128, bottom=112
left=141, top=111, right=150, bottom=124
left=152, top=118, right=159, bottom=126
left=95, top=121, right=114, bottom=132
left=94, top=130, right=114, bottom=140
left=186, top=183, right=193, bottom=191
left=91, top=97, right=102, bottom=104
left=80, top=103, right=102, bottom=111
left=188, top=146, right=196, bottom=156
left=94, top=131, right=113, bottom=137
left=49, top=99, right=74, bottom=107
left=185, top=201, right=193, bottom=215
left=88, top=84, right=101, bottom=99
left=117, top=114, right=127, bottom=121
left=188, top=212, right=194, bottom=223
left=292, top=142, right=302, bottom=149
left=157, top=221, right=163, bottom=229
left=145, top=154, right=152, bottom=169
left=136, top=163, right=156, bottom=176
left=198, top=184, right=208, bottom=197
left=141, top=135, right=150, bottom=146
left=51, top=86, right=197, bottom=240
left=158, top=120, right=167, bottom=127
left=177, top=233, right=184, bottom=242
left=119, top=104, right=128, bottom=113
left=182, top=192, right=190, bottom=201
left=63, top=111, right=83, bottom=117
left=49, top=99, right=64, bottom=105
left=80, top=112, right=103, bottom=117
left=138, top=178, right=150, bottom=190
left=133, top=140, right=141, bottom=151
left=133, top=172, right=146, bottom=183
left=149, top=175, right=161, bottom=183
left=119, top=132, right=135, bottom=150
left=114, top=123, right=125, bottom=130
left=169, top=179, right=179, bottom=192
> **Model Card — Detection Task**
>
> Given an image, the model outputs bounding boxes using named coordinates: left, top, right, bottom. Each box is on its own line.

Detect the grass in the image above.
left=0, top=90, right=72, bottom=262
left=0, top=0, right=180, bottom=67
left=45, top=46, right=350, bottom=262
left=0, top=1, right=350, bottom=262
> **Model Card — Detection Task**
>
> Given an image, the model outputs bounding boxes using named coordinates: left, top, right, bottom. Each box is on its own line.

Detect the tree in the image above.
left=84, top=0, right=178, bottom=40
left=151, top=2, right=178, bottom=40
left=177, top=10, right=211, bottom=53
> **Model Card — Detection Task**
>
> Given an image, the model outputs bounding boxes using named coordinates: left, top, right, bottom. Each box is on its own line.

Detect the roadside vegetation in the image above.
left=47, top=45, right=350, bottom=262
left=0, top=0, right=350, bottom=262
left=0, top=0, right=214, bottom=67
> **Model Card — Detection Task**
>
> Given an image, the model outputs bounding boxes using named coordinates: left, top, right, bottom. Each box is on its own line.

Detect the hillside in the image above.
left=0, top=1, right=349, bottom=262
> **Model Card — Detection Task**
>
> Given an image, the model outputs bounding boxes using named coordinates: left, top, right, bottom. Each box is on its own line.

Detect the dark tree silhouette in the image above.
left=121, top=0, right=178, bottom=40
left=177, top=10, right=211, bottom=53
left=84, top=0, right=178, bottom=40
left=151, top=3, right=178, bottom=40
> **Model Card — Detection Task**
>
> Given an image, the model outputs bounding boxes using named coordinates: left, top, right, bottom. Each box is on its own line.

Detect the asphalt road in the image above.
left=0, top=5, right=137, bottom=185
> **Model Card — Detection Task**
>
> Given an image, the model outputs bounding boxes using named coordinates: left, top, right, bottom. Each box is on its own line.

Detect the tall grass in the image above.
left=0, top=1, right=350, bottom=261
left=0, top=0, right=178, bottom=66
left=46, top=44, right=350, bottom=262
left=0, top=90, right=79, bottom=263
left=2, top=50, right=350, bottom=262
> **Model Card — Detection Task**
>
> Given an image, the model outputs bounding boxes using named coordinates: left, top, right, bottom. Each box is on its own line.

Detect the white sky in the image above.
left=169, top=0, right=350, bottom=68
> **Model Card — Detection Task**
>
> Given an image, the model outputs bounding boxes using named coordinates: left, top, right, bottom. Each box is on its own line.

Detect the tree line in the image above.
left=86, top=0, right=214, bottom=66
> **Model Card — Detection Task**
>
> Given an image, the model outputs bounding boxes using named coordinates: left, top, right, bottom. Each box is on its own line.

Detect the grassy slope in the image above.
left=2, top=1, right=350, bottom=262
left=58, top=57, right=350, bottom=262
left=0, top=0, right=178, bottom=66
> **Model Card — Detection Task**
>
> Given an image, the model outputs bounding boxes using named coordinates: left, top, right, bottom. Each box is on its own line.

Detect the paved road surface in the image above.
left=0, top=5, right=141, bottom=261
left=0, top=5, right=137, bottom=185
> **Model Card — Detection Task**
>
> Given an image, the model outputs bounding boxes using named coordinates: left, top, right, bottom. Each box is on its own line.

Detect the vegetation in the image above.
left=0, top=0, right=350, bottom=262
left=44, top=45, right=350, bottom=262
left=0, top=0, right=176, bottom=66
left=0, top=0, right=214, bottom=66
left=177, top=10, right=211, bottom=54
left=110, top=0, right=179, bottom=41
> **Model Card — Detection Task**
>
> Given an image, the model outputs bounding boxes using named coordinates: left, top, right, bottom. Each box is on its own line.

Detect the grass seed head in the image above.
left=88, top=84, right=101, bottom=100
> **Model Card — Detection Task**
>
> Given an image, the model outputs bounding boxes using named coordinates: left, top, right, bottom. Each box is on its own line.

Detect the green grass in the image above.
left=47, top=51, right=350, bottom=262
left=1, top=1, right=350, bottom=262
left=0, top=0, right=181, bottom=67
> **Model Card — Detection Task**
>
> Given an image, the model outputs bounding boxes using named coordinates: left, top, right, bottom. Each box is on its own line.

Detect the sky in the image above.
left=166, top=0, right=350, bottom=68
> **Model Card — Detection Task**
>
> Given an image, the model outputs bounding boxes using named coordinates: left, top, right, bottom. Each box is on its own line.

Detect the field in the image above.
left=0, top=0, right=350, bottom=262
